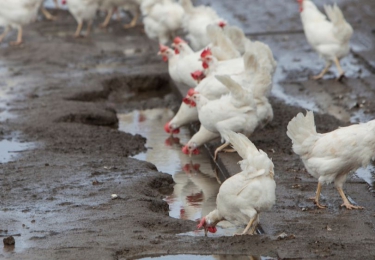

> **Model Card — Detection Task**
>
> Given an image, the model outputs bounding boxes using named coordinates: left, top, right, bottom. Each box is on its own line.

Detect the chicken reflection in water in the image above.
left=118, top=108, right=242, bottom=235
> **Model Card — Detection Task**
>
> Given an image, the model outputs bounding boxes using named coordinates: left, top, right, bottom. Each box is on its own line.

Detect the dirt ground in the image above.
left=1, top=1, right=375, bottom=259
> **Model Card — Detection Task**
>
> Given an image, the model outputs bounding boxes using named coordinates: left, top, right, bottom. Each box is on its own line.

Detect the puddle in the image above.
left=0, top=139, right=34, bottom=163
left=354, top=165, right=375, bottom=189
left=134, top=255, right=276, bottom=260
left=118, top=108, right=249, bottom=235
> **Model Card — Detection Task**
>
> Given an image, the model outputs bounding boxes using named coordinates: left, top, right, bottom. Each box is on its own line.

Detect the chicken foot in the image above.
left=10, top=27, right=23, bottom=46
left=310, top=182, right=327, bottom=209
left=337, top=187, right=364, bottom=210
left=312, top=62, right=331, bottom=80
left=0, top=26, right=10, bottom=43
left=333, top=57, right=345, bottom=81
left=214, top=142, right=230, bottom=161
left=123, top=11, right=139, bottom=29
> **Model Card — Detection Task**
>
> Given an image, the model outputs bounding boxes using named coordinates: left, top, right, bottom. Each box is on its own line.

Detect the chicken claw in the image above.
left=314, top=200, right=327, bottom=209
left=340, top=203, right=364, bottom=210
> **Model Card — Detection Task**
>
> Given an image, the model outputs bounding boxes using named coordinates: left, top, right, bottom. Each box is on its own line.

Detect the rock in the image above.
left=3, top=236, right=15, bottom=246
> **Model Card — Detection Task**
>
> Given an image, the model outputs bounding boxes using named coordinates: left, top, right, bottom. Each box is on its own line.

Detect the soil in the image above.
left=0, top=1, right=375, bottom=260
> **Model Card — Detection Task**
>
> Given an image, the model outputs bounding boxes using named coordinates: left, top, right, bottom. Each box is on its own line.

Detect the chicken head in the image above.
left=197, top=217, right=217, bottom=236
left=182, top=144, right=200, bottom=156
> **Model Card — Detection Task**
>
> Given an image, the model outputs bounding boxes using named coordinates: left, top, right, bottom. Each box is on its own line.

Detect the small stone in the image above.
left=3, top=236, right=15, bottom=246
left=111, top=194, right=118, bottom=200
left=326, top=225, right=332, bottom=231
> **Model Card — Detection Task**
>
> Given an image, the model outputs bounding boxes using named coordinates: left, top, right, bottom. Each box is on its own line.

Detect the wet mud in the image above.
left=0, top=1, right=375, bottom=260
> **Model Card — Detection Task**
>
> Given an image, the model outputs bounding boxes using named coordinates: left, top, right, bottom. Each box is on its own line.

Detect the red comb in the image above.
left=173, top=37, right=185, bottom=45
left=191, top=70, right=203, bottom=80
left=182, top=145, right=189, bottom=155
left=159, top=44, right=169, bottom=53
left=187, top=88, right=195, bottom=96
left=218, top=21, right=226, bottom=28
left=62, top=0, right=67, bottom=4
left=200, top=48, right=212, bottom=58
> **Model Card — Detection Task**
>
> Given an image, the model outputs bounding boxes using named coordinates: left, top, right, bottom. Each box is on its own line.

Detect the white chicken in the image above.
left=0, top=0, right=42, bottom=45
left=141, top=0, right=184, bottom=44
left=182, top=48, right=274, bottom=156
left=157, top=43, right=201, bottom=89
left=197, top=131, right=276, bottom=236
left=180, top=0, right=227, bottom=51
left=286, top=111, right=372, bottom=210
left=99, top=0, right=142, bottom=28
left=167, top=39, right=275, bottom=138
left=63, top=0, right=100, bottom=37
left=299, top=0, right=353, bottom=80
left=190, top=74, right=259, bottom=160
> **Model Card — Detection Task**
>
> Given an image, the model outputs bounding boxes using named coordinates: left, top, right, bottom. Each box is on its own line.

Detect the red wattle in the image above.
left=62, top=0, right=67, bottom=5
left=202, top=62, right=208, bottom=69
left=190, top=101, right=196, bottom=107
left=164, top=122, right=171, bottom=133
left=162, top=56, right=168, bottom=62
left=183, top=97, right=191, bottom=105
left=172, top=128, right=180, bottom=134
left=174, top=48, right=180, bottom=54
left=192, top=149, right=200, bottom=155
left=208, top=226, right=217, bottom=233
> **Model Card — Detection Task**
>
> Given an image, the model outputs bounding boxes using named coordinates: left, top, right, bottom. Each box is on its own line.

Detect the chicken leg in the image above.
left=0, top=26, right=10, bottom=43
left=333, top=57, right=345, bottom=81
left=74, top=22, right=83, bottom=38
left=85, top=21, right=93, bottom=37
left=311, top=182, right=326, bottom=209
left=41, top=5, right=57, bottom=20
left=10, top=27, right=23, bottom=46
left=337, top=187, right=364, bottom=210
left=100, top=9, right=114, bottom=28
left=235, top=214, right=257, bottom=236
left=214, top=142, right=230, bottom=161
left=312, top=61, right=331, bottom=80
left=123, top=10, right=139, bottom=29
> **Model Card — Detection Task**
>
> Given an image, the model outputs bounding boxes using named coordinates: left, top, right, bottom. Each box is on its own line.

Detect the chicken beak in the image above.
left=198, top=58, right=203, bottom=61
left=157, top=51, right=162, bottom=55
left=171, top=43, right=176, bottom=48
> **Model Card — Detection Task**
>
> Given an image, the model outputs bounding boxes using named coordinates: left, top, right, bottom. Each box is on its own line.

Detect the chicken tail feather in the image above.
left=286, top=111, right=317, bottom=156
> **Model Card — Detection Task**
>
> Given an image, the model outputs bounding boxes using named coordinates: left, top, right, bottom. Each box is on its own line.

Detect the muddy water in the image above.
left=118, top=108, right=243, bottom=236
left=0, top=139, right=34, bottom=163
left=136, top=254, right=276, bottom=260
